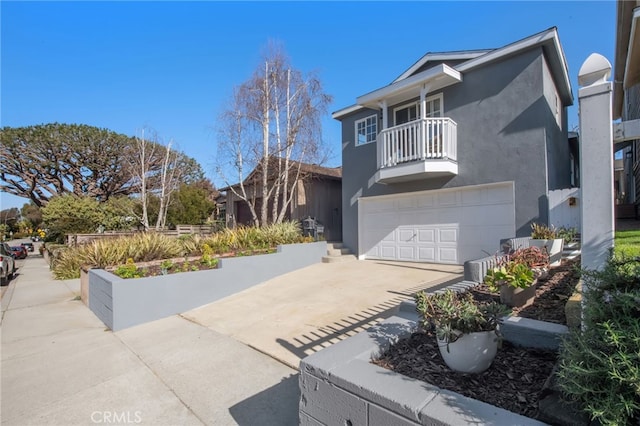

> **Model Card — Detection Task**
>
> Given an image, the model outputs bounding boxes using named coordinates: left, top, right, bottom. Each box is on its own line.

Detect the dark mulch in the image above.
left=371, top=256, right=581, bottom=420
left=470, top=256, right=581, bottom=325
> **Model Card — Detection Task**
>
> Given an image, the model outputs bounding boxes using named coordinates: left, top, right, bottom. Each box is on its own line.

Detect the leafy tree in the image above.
left=166, top=181, right=217, bottom=225
left=21, top=203, right=43, bottom=230
left=41, top=194, right=138, bottom=242
left=0, top=123, right=205, bottom=207
left=216, top=43, right=332, bottom=226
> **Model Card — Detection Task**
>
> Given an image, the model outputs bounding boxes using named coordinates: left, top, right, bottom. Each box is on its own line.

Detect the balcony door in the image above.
left=394, top=102, right=419, bottom=125
left=393, top=94, right=443, bottom=126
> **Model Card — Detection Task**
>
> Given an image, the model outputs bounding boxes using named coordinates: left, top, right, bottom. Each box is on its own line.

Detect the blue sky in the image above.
left=1, top=1, right=616, bottom=210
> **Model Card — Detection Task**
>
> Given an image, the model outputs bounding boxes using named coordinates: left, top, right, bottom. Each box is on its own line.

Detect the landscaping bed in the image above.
left=371, top=257, right=581, bottom=420
left=107, top=248, right=276, bottom=278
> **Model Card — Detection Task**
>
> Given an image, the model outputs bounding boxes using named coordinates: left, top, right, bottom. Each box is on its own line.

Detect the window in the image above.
left=393, top=94, right=443, bottom=126
left=355, top=115, right=377, bottom=146
left=425, top=94, right=442, bottom=118
left=554, top=91, right=562, bottom=127
left=394, top=102, right=419, bottom=125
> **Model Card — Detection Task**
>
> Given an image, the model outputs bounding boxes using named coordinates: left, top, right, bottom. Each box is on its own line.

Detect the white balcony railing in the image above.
left=378, top=117, right=457, bottom=169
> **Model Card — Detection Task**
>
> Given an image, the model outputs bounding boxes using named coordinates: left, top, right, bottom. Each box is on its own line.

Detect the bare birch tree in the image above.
left=130, top=129, right=156, bottom=230
left=129, top=130, right=194, bottom=230
left=216, top=43, right=332, bottom=227
left=154, top=140, right=182, bottom=230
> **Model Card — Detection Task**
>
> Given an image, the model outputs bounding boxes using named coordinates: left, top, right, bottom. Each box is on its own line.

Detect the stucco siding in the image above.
left=340, top=48, right=555, bottom=254
left=541, top=52, right=572, bottom=192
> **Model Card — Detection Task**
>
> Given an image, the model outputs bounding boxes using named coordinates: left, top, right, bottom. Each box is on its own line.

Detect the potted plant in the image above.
left=530, top=222, right=564, bottom=267
left=415, top=289, right=509, bottom=374
left=484, top=258, right=536, bottom=307
left=510, top=246, right=550, bottom=280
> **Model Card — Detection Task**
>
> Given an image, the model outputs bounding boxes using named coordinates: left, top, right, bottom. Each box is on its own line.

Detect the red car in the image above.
left=11, top=246, right=27, bottom=259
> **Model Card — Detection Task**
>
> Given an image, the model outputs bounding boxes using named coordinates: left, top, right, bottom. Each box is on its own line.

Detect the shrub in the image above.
left=556, top=255, right=640, bottom=425
left=530, top=222, right=558, bottom=239
left=113, top=259, right=145, bottom=279
left=415, top=289, right=509, bottom=344
left=51, top=221, right=305, bottom=279
left=510, top=246, right=549, bottom=269
left=52, top=233, right=184, bottom=279
left=557, top=226, right=578, bottom=245
left=483, top=260, right=535, bottom=291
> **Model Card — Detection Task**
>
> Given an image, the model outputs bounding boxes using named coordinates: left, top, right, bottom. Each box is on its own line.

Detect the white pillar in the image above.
left=378, top=100, right=387, bottom=130
left=578, top=53, right=615, bottom=271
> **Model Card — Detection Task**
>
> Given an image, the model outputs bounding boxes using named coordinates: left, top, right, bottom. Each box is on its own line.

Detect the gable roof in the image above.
left=333, top=27, right=573, bottom=120
left=219, top=158, right=341, bottom=192
left=393, top=50, right=491, bottom=83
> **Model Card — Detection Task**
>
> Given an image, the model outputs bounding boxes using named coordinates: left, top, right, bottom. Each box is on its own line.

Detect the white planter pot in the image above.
left=530, top=238, right=564, bottom=267
left=437, top=330, right=499, bottom=374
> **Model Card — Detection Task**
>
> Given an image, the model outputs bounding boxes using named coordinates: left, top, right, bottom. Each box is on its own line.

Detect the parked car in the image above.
left=0, top=243, right=16, bottom=286
left=30, top=236, right=41, bottom=242
left=21, top=242, right=34, bottom=252
left=11, top=246, right=27, bottom=259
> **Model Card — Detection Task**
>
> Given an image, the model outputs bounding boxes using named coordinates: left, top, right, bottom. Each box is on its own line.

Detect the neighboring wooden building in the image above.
left=221, top=159, right=343, bottom=241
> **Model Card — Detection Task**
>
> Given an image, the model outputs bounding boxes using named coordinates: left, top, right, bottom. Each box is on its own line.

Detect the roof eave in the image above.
left=356, top=64, right=463, bottom=109
left=613, top=2, right=639, bottom=119
left=393, top=50, right=491, bottom=83
left=332, top=104, right=365, bottom=120
left=624, top=8, right=640, bottom=89
left=456, top=27, right=573, bottom=106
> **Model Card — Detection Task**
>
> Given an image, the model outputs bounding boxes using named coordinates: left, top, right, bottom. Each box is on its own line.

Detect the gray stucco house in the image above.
left=333, top=27, right=575, bottom=265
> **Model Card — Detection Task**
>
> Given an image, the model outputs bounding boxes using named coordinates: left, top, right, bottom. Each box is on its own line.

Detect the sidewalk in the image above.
left=1, top=254, right=298, bottom=425
left=1, top=248, right=462, bottom=425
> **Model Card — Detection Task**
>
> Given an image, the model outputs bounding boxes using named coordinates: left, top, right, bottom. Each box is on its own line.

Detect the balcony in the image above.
left=376, top=117, right=458, bottom=184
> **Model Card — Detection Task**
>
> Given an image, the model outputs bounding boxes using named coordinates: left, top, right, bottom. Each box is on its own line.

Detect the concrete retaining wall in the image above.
left=88, top=241, right=327, bottom=331
left=300, top=306, right=551, bottom=426
left=300, top=282, right=568, bottom=426
left=463, top=255, right=505, bottom=283
left=500, top=236, right=533, bottom=253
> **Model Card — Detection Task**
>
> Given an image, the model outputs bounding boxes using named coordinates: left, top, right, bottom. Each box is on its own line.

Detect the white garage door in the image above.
left=359, top=182, right=515, bottom=264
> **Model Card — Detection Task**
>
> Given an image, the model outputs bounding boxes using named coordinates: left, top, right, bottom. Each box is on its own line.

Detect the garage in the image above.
left=358, top=182, right=516, bottom=264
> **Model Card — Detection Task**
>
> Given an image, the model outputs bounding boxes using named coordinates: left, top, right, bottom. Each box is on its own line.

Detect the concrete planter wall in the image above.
left=530, top=238, right=564, bottom=267
left=88, top=241, right=327, bottom=331
left=300, top=295, right=568, bottom=426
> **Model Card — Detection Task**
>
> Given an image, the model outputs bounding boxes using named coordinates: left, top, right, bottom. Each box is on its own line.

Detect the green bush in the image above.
left=530, top=222, right=558, bottom=239
left=556, top=255, right=640, bottom=425
left=113, top=259, right=145, bottom=279
left=52, top=233, right=184, bottom=279
left=51, top=221, right=305, bottom=279
left=557, top=226, right=578, bottom=245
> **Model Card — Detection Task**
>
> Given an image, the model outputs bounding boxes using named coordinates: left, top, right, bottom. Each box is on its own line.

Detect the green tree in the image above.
left=0, top=123, right=205, bottom=207
left=21, top=202, right=43, bottom=230
left=41, top=194, right=139, bottom=242
left=166, top=181, right=217, bottom=225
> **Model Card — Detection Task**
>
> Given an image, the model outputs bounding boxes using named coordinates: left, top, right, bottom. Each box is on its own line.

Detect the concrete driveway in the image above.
left=184, top=259, right=463, bottom=368
left=1, top=249, right=461, bottom=425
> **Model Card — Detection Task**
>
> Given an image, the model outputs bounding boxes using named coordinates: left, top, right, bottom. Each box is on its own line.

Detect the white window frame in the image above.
left=392, top=93, right=444, bottom=126
left=424, top=93, right=444, bottom=118
left=393, top=101, right=420, bottom=126
left=355, top=114, right=378, bottom=146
